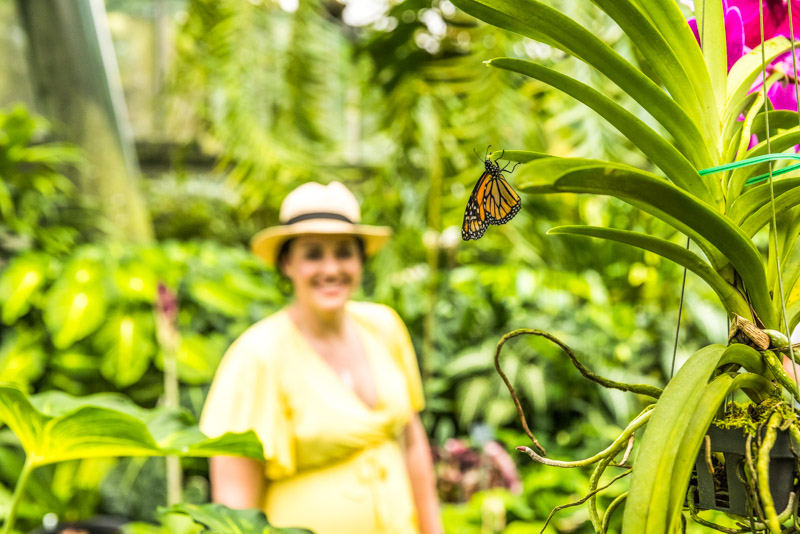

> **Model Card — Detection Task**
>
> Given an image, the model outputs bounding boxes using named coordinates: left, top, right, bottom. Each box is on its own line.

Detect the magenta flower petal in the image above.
left=726, top=6, right=746, bottom=68
left=688, top=17, right=701, bottom=45
left=729, top=0, right=786, bottom=48
left=774, top=2, right=800, bottom=38
left=768, top=77, right=799, bottom=110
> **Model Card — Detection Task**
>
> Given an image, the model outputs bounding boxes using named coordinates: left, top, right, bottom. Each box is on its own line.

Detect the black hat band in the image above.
left=282, top=212, right=355, bottom=225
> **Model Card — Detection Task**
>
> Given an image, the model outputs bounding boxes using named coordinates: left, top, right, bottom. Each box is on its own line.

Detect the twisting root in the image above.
left=745, top=433, right=768, bottom=524
left=757, top=412, right=785, bottom=533
left=737, top=492, right=797, bottom=531
left=494, top=329, right=663, bottom=455
left=601, top=492, right=628, bottom=533
left=588, top=455, right=615, bottom=531
left=538, top=468, right=631, bottom=534
left=704, top=435, right=714, bottom=475
left=616, top=435, right=635, bottom=467
left=516, top=405, right=653, bottom=468
left=687, top=485, right=750, bottom=533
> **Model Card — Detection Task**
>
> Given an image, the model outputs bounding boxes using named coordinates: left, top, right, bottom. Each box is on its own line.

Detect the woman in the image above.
left=200, top=181, right=442, bottom=534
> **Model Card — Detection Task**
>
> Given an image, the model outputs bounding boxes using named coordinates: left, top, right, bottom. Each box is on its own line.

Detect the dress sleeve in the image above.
left=388, top=308, right=426, bottom=412
left=199, top=334, right=296, bottom=480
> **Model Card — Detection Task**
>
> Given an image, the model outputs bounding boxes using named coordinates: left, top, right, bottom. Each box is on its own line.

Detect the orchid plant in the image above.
left=450, top=0, right=800, bottom=532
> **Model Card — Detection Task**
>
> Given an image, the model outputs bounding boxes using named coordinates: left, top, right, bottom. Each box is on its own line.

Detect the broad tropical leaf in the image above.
left=0, top=386, right=264, bottom=467
left=163, top=503, right=313, bottom=534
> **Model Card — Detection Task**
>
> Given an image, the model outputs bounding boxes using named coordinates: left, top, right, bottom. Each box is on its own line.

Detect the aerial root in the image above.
left=495, top=328, right=662, bottom=456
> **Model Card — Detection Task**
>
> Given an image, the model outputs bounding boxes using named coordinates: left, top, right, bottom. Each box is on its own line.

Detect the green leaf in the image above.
left=187, top=278, right=249, bottom=317
left=162, top=503, right=314, bottom=534
left=157, top=332, right=227, bottom=386
left=752, top=110, right=800, bottom=137
left=0, top=386, right=264, bottom=467
left=740, top=188, right=800, bottom=237
left=112, top=260, right=159, bottom=303
left=622, top=344, right=727, bottom=533
left=96, top=312, right=156, bottom=388
left=456, top=376, right=492, bottom=428
left=43, top=258, right=108, bottom=349
left=665, top=372, right=776, bottom=531
left=488, top=58, right=714, bottom=203
left=589, top=0, right=709, bottom=125
left=631, top=0, right=716, bottom=118
left=726, top=38, right=791, bottom=120
left=489, top=150, right=549, bottom=164
left=518, top=157, right=776, bottom=327
left=450, top=0, right=715, bottom=169
left=547, top=225, right=749, bottom=317
left=0, top=254, right=49, bottom=325
left=694, top=0, right=727, bottom=111
left=729, top=126, right=800, bottom=194
left=728, top=177, right=800, bottom=224
left=0, top=330, right=46, bottom=386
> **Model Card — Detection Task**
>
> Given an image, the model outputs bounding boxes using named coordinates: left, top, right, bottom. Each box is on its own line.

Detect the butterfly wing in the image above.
left=462, top=172, right=491, bottom=240
left=484, top=174, right=521, bottom=225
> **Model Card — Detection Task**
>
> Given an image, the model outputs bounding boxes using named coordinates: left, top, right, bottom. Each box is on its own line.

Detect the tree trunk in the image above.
left=16, top=0, right=153, bottom=242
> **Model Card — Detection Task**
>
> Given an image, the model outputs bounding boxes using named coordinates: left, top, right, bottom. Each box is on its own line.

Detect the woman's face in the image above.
left=281, top=234, right=363, bottom=314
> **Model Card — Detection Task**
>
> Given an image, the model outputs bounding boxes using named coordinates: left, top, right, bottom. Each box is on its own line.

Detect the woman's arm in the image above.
left=403, top=414, right=443, bottom=534
left=209, top=456, right=266, bottom=509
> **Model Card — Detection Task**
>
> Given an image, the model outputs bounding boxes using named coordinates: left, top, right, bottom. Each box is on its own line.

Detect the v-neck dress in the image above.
left=199, top=301, right=425, bottom=534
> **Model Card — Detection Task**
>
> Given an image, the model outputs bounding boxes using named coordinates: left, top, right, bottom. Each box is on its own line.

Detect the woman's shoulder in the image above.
left=225, top=309, right=292, bottom=363
left=347, top=301, right=405, bottom=333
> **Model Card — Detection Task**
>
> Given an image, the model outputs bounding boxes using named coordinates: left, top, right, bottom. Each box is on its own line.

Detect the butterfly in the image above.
left=461, top=148, right=521, bottom=241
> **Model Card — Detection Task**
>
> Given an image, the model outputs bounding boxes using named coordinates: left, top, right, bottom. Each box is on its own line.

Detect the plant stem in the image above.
left=2, top=459, right=34, bottom=534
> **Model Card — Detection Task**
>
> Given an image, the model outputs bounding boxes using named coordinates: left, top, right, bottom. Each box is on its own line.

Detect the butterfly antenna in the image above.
left=473, top=148, right=485, bottom=164
left=485, top=145, right=491, bottom=160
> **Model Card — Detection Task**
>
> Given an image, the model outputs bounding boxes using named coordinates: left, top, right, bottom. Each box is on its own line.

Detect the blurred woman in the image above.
left=200, top=181, right=442, bottom=534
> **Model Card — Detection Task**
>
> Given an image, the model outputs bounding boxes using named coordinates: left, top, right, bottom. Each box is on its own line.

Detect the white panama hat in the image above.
left=251, top=181, right=392, bottom=265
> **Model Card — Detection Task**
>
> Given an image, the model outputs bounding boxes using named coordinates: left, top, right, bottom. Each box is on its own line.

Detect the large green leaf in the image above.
left=725, top=38, right=791, bottom=121
left=624, top=343, right=775, bottom=533
left=157, top=333, right=227, bottom=385
left=547, top=225, right=749, bottom=316
left=163, top=503, right=313, bottom=534
left=450, top=0, right=715, bottom=170
left=487, top=57, right=713, bottom=203
left=728, top=177, right=800, bottom=224
left=622, top=344, right=727, bottom=533
left=729, top=126, right=800, bottom=195
left=0, top=254, right=49, bottom=325
left=589, top=0, right=708, bottom=124
left=740, top=187, right=800, bottom=237
left=43, top=257, right=108, bottom=349
left=693, top=0, right=727, bottom=111
left=518, top=157, right=776, bottom=326
left=0, top=386, right=264, bottom=467
left=665, top=372, right=776, bottom=532
left=631, top=0, right=716, bottom=117
left=0, top=330, right=46, bottom=386
left=96, top=312, right=156, bottom=388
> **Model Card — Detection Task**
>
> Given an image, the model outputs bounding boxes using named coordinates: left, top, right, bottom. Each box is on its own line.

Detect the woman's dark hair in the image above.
left=276, top=236, right=367, bottom=271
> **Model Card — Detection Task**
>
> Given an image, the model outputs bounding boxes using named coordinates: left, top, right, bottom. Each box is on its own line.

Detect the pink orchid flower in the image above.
left=688, top=0, right=747, bottom=70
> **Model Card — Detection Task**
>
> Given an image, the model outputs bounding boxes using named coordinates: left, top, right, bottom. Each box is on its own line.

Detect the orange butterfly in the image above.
left=462, top=148, right=521, bottom=241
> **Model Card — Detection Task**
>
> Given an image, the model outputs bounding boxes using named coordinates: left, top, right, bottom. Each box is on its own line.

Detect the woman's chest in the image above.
left=280, top=335, right=414, bottom=445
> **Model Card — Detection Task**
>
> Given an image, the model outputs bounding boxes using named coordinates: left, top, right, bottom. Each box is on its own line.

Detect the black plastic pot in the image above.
left=693, top=425, right=796, bottom=516
left=28, top=516, right=126, bottom=534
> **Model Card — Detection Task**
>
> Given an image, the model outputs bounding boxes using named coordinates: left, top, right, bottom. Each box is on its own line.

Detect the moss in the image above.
left=712, top=398, right=799, bottom=436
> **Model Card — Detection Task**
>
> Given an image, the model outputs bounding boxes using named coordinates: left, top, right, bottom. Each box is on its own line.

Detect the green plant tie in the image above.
left=698, top=154, right=800, bottom=185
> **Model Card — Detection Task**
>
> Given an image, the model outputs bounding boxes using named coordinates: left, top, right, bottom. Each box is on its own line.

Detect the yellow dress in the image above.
left=199, top=301, right=425, bottom=534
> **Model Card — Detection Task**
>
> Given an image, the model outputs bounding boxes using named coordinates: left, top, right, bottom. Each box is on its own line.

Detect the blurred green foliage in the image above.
left=0, top=0, right=734, bottom=532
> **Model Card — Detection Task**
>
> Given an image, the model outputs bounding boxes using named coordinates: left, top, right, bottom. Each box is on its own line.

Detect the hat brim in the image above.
left=251, top=220, right=392, bottom=265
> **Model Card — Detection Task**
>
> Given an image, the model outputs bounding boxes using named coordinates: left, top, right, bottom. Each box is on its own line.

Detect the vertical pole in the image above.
left=423, top=98, right=441, bottom=381
left=15, top=0, right=153, bottom=242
